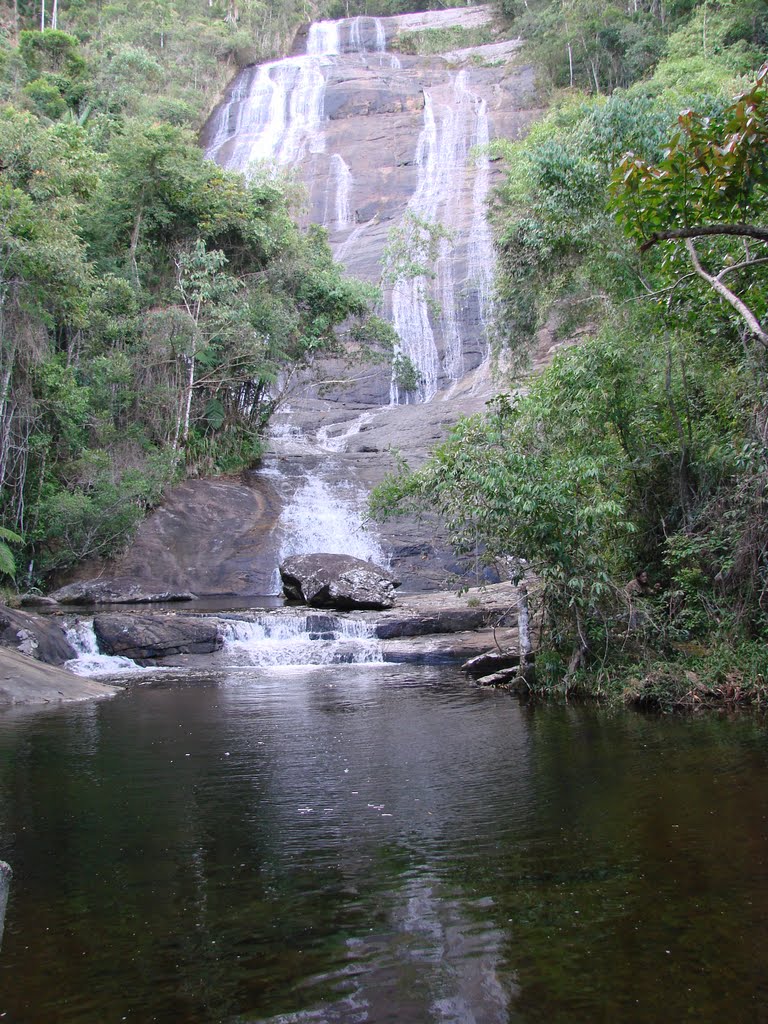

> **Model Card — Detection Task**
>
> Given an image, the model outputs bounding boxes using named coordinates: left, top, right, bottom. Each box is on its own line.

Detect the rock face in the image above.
left=0, top=606, right=75, bottom=665
left=280, top=553, right=400, bottom=610
left=0, top=646, right=118, bottom=705
left=93, top=614, right=223, bottom=660
left=49, top=578, right=196, bottom=605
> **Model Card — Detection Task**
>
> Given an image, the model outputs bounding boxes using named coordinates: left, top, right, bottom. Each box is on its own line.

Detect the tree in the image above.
left=371, top=385, right=636, bottom=680
left=611, top=63, right=768, bottom=346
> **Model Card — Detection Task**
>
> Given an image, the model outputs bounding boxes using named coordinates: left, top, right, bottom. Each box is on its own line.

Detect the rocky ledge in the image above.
left=280, top=553, right=401, bottom=610
left=0, top=647, right=118, bottom=706
left=48, top=577, right=197, bottom=605
left=94, top=613, right=223, bottom=660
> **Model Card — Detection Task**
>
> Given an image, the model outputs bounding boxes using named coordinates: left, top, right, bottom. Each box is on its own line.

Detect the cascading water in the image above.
left=261, top=415, right=388, bottom=592
left=64, top=621, right=157, bottom=677
left=390, top=70, right=495, bottom=403
left=324, top=153, right=354, bottom=229
left=66, top=612, right=383, bottom=673
left=349, top=15, right=387, bottom=54
left=467, top=96, right=495, bottom=332
left=200, top=7, right=522, bottom=591
left=221, top=613, right=382, bottom=665
left=205, top=19, right=343, bottom=174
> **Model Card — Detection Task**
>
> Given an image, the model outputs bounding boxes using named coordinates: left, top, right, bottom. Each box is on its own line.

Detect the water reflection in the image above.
left=0, top=667, right=766, bottom=1023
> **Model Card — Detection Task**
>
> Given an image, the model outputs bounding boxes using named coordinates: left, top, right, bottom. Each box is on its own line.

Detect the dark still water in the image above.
left=1, top=666, right=767, bottom=1023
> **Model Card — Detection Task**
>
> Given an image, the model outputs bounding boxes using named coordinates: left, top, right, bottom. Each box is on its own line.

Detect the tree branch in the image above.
left=640, top=223, right=768, bottom=252
left=685, top=238, right=768, bottom=347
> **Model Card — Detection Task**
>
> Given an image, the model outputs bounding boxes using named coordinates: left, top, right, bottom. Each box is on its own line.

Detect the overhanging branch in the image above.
left=685, top=238, right=768, bottom=347
left=640, top=223, right=768, bottom=253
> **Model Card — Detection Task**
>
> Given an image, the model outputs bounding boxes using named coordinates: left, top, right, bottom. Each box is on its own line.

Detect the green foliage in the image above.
left=391, top=24, right=496, bottom=55
left=381, top=212, right=454, bottom=284
left=612, top=65, right=768, bottom=243
left=0, top=0, right=385, bottom=585
left=391, top=352, right=421, bottom=392
left=0, top=526, right=23, bottom=580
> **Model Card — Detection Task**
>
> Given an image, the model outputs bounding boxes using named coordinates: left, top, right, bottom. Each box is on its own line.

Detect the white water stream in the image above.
left=64, top=614, right=382, bottom=675
left=64, top=621, right=160, bottom=677
left=202, top=9, right=502, bottom=597
left=391, top=70, right=496, bottom=402
left=221, top=613, right=382, bottom=665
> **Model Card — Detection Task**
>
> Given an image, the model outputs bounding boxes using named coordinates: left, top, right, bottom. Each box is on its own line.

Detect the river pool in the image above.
left=0, top=664, right=767, bottom=1022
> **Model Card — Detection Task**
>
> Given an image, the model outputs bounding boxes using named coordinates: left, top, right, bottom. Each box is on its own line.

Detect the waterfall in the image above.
left=206, top=17, right=343, bottom=174
left=306, top=20, right=341, bottom=55
left=390, top=74, right=474, bottom=403
left=207, top=14, right=388, bottom=175
left=348, top=16, right=387, bottom=54
left=324, top=153, right=354, bottom=229
left=64, top=621, right=154, bottom=677
left=466, top=96, right=495, bottom=334
left=205, top=58, right=325, bottom=173
left=201, top=10, right=511, bottom=585
left=274, top=474, right=387, bottom=565
left=221, top=612, right=382, bottom=665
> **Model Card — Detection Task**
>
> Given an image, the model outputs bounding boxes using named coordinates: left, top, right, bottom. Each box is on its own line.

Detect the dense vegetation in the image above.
left=373, top=0, right=768, bottom=705
left=0, top=0, right=401, bottom=583
left=0, top=0, right=483, bottom=584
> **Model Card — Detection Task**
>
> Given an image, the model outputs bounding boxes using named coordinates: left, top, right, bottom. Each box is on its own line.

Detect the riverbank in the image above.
left=2, top=581, right=766, bottom=715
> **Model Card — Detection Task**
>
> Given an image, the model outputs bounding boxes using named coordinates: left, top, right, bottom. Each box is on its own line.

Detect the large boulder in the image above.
left=0, top=606, right=75, bottom=665
left=280, top=554, right=400, bottom=611
left=49, top=578, right=196, bottom=605
left=93, top=614, right=223, bottom=661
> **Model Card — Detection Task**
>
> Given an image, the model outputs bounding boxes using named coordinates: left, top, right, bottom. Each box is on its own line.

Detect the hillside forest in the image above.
left=1, top=0, right=767, bottom=697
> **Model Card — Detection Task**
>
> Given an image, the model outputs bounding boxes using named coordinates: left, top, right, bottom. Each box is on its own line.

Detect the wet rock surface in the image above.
left=93, top=614, right=224, bottom=661
left=0, top=606, right=75, bottom=665
left=280, top=553, right=400, bottom=610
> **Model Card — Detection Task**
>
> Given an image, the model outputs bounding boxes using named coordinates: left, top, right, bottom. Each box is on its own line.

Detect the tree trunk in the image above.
left=180, top=326, right=199, bottom=446
left=129, top=204, right=144, bottom=287
left=516, top=581, right=531, bottom=677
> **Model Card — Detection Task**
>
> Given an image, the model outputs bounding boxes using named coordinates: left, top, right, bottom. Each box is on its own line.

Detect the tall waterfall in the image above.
left=200, top=7, right=517, bottom=588
left=207, top=13, right=499, bottom=401
left=391, top=71, right=495, bottom=403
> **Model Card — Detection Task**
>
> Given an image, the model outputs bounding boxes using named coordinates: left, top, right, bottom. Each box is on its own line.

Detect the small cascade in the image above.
left=324, top=153, right=354, bottom=229
left=316, top=409, right=378, bottom=451
left=466, top=96, right=495, bottom=334
left=64, top=621, right=149, bottom=677
left=348, top=16, right=387, bottom=54
left=263, top=411, right=389, bottom=595
left=306, top=20, right=341, bottom=56
left=221, top=612, right=382, bottom=665
left=275, top=475, right=387, bottom=564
